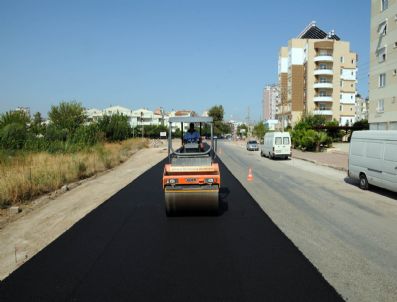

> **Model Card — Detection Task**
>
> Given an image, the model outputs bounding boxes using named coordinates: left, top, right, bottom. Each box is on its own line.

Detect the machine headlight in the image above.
left=205, top=178, right=214, bottom=183
left=168, top=179, right=178, bottom=184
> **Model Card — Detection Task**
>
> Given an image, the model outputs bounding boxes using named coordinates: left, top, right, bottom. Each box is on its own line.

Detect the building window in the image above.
left=381, top=0, right=388, bottom=11
left=340, top=105, right=343, bottom=111
left=377, top=99, right=384, bottom=112
left=340, top=80, right=343, bottom=88
left=351, top=59, right=354, bottom=64
left=379, top=73, right=386, bottom=87
left=394, top=42, right=397, bottom=48
left=340, top=56, right=344, bottom=63
left=378, top=21, right=387, bottom=36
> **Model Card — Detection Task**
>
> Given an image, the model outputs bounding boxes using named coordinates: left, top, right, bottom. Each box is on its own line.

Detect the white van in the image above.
left=261, top=132, right=291, bottom=159
left=348, top=130, right=397, bottom=192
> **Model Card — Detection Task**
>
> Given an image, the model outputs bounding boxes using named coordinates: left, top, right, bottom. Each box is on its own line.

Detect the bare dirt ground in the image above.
left=0, top=143, right=167, bottom=280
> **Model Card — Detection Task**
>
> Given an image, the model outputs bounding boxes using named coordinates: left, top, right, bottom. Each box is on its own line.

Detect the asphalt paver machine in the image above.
left=162, top=116, right=220, bottom=216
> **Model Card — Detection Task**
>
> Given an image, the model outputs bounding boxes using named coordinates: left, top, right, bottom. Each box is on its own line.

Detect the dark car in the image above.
left=246, top=140, right=259, bottom=151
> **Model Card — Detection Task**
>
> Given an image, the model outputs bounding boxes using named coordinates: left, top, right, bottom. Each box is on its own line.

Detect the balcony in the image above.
left=313, top=109, right=333, bottom=115
left=314, top=69, right=333, bottom=76
left=314, top=96, right=333, bottom=102
left=314, top=81, right=333, bottom=89
left=314, top=55, right=333, bottom=62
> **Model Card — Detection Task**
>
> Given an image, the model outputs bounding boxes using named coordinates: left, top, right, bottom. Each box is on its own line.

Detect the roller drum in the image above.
left=164, top=186, right=219, bottom=215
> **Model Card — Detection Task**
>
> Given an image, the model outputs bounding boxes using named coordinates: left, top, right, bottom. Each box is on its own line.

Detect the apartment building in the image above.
left=277, top=22, right=358, bottom=127
left=85, top=106, right=164, bottom=127
left=14, top=106, right=31, bottom=117
left=355, top=95, right=369, bottom=121
left=369, top=0, right=397, bottom=130
left=262, top=84, right=279, bottom=121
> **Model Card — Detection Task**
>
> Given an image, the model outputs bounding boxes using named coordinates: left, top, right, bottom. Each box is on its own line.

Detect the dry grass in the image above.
left=0, top=139, right=147, bottom=208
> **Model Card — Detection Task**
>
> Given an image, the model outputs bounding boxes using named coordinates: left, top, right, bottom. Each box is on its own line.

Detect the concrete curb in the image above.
left=292, top=155, right=347, bottom=172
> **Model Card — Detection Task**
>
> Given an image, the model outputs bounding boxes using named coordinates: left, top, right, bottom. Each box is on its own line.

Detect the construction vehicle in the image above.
left=162, top=116, right=220, bottom=216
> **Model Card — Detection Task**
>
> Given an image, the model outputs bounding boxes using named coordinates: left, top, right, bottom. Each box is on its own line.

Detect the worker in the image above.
left=183, top=122, right=200, bottom=143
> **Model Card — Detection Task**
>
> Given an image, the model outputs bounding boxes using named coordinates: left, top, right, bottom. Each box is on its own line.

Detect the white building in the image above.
left=85, top=108, right=103, bottom=123
left=85, top=106, right=164, bottom=127
left=167, top=110, right=197, bottom=132
left=264, top=119, right=279, bottom=131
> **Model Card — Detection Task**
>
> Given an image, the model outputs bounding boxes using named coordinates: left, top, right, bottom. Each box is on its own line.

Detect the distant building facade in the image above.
left=355, top=95, right=369, bottom=121
left=369, top=0, right=397, bottom=130
left=263, top=84, right=279, bottom=121
left=277, top=22, right=358, bottom=128
left=14, top=106, right=31, bottom=117
left=85, top=106, right=166, bottom=127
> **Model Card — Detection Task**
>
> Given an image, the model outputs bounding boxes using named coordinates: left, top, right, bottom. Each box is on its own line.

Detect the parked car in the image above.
left=261, top=132, right=291, bottom=159
left=246, top=140, right=259, bottom=151
left=348, top=130, right=397, bottom=192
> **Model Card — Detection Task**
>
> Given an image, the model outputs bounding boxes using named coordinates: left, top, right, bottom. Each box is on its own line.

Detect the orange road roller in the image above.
left=162, top=116, right=220, bottom=216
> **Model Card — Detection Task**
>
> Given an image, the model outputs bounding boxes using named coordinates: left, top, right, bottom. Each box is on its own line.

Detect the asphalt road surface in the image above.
left=0, top=158, right=342, bottom=301
left=218, top=141, right=397, bottom=302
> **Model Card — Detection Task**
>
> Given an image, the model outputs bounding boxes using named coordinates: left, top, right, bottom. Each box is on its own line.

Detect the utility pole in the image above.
left=160, top=107, right=164, bottom=127
left=141, top=111, right=144, bottom=140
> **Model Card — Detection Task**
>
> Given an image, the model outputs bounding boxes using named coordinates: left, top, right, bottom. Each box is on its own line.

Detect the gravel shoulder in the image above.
left=0, top=145, right=167, bottom=280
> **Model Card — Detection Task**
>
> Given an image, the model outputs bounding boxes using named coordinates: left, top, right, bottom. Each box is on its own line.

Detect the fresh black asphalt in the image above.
left=0, top=158, right=344, bottom=302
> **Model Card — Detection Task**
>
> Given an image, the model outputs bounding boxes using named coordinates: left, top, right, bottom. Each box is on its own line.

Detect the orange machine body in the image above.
left=162, top=163, right=220, bottom=188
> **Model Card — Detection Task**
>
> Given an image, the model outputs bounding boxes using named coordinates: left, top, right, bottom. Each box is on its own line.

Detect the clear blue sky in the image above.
left=0, top=0, right=370, bottom=122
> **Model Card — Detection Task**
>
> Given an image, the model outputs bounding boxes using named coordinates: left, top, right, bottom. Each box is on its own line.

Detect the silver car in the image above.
left=246, top=140, right=259, bottom=151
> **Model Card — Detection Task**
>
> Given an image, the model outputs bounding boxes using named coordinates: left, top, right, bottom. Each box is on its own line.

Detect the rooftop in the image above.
left=297, top=21, right=340, bottom=40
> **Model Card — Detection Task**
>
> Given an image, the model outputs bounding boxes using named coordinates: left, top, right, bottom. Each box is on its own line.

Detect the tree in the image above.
left=294, top=114, right=326, bottom=130
left=313, top=131, right=329, bottom=152
left=98, top=114, right=131, bottom=141
left=253, top=122, right=267, bottom=140
left=0, top=123, right=28, bottom=150
left=48, top=101, right=86, bottom=134
left=207, top=105, right=230, bottom=136
left=352, top=119, right=369, bottom=130
left=237, top=124, right=248, bottom=137
left=30, top=112, right=46, bottom=135
left=208, top=105, right=224, bottom=122
left=0, top=111, right=30, bottom=129
left=325, top=119, right=341, bottom=141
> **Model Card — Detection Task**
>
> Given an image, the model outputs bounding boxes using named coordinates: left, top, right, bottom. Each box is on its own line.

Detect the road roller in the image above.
left=162, top=116, right=220, bottom=216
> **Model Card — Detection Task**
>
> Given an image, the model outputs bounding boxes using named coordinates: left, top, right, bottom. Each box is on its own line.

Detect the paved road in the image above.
left=0, top=158, right=342, bottom=301
left=218, top=141, right=397, bottom=302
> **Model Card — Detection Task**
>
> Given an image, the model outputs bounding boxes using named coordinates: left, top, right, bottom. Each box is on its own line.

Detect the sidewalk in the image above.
left=292, top=148, right=348, bottom=172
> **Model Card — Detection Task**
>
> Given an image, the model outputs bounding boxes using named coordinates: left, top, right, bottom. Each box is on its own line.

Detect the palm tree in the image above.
left=314, top=131, right=328, bottom=152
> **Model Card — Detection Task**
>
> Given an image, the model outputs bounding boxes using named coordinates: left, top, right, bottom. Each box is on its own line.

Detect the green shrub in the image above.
left=0, top=111, right=30, bottom=129
left=71, top=124, right=103, bottom=146
left=0, top=123, right=28, bottom=150
left=294, top=114, right=326, bottom=130
left=300, top=129, right=316, bottom=151
left=98, top=114, right=130, bottom=141
left=45, top=125, right=69, bottom=142
left=48, top=101, right=86, bottom=135
left=292, top=129, right=330, bottom=152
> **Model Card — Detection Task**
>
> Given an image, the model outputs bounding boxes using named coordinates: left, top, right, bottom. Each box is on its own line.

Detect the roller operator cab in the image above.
left=162, top=116, right=221, bottom=216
